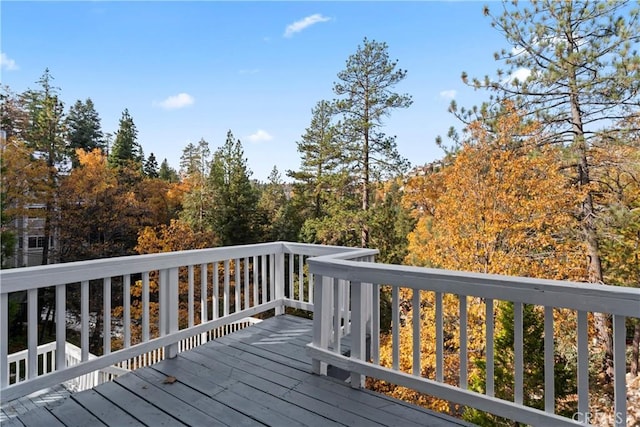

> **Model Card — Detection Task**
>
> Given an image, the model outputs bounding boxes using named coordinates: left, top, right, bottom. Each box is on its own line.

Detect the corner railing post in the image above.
left=351, top=281, right=365, bottom=388
left=275, top=251, right=285, bottom=315
left=312, top=274, right=331, bottom=375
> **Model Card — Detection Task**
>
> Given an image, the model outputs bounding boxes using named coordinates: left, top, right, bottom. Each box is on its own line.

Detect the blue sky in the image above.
left=1, top=1, right=508, bottom=181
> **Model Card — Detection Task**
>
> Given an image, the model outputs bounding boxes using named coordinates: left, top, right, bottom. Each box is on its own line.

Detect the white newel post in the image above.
left=275, top=252, right=285, bottom=315
left=160, top=267, right=180, bottom=359
left=311, top=274, right=331, bottom=376
left=350, top=281, right=365, bottom=389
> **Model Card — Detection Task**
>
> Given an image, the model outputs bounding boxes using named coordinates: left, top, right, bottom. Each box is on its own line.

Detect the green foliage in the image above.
left=144, top=152, right=159, bottom=178
left=333, top=37, right=412, bottom=246
left=66, top=98, right=104, bottom=167
left=158, top=158, right=179, bottom=182
left=108, top=108, right=141, bottom=170
left=206, top=130, right=260, bottom=245
left=257, top=166, right=298, bottom=242
left=464, top=302, right=576, bottom=425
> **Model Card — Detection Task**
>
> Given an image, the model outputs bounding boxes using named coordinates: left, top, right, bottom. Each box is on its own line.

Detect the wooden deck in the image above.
left=3, top=315, right=470, bottom=427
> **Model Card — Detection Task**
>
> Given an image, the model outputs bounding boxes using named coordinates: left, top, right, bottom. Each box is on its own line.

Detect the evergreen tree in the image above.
left=206, top=130, right=260, bottom=245
left=158, top=158, right=179, bottom=183
left=22, top=69, right=67, bottom=264
left=461, top=0, right=640, bottom=383
left=144, top=152, right=159, bottom=178
left=333, top=38, right=412, bottom=247
left=66, top=98, right=104, bottom=167
left=108, top=108, right=141, bottom=170
left=180, top=139, right=212, bottom=231
left=288, top=100, right=344, bottom=220
left=257, top=166, right=297, bottom=242
left=464, top=302, right=575, bottom=425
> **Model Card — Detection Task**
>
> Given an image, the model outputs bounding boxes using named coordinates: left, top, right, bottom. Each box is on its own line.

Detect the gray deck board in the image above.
left=46, top=397, right=105, bottom=427
left=70, top=389, right=144, bottom=427
left=9, top=315, right=469, bottom=427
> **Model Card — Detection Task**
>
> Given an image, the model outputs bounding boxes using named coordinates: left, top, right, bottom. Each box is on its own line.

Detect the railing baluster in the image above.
left=333, top=278, right=341, bottom=352
left=392, top=286, right=399, bottom=371
left=252, top=256, right=258, bottom=305
left=104, top=277, right=111, bottom=355
left=544, top=306, right=554, bottom=413
left=235, top=258, right=241, bottom=312
left=261, top=255, right=267, bottom=302
left=124, top=275, right=130, bottom=348
left=412, top=289, right=420, bottom=376
left=371, top=284, right=380, bottom=365
left=200, top=264, right=208, bottom=329
left=270, top=254, right=276, bottom=307
left=436, top=291, right=443, bottom=382
left=613, top=314, right=626, bottom=427
left=224, top=260, right=230, bottom=316
left=27, top=289, right=38, bottom=380
left=486, top=298, right=494, bottom=397
left=81, top=280, right=89, bottom=362
left=244, top=257, right=250, bottom=309
left=56, top=284, right=66, bottom=372
left=188, top=266, right=194, bottom=328
left=213, top=262, right=219, bottom=320
left=1, top=293, right=8, bottom=389
left=459, top=294, right=467, bottom=389
left=289, top=253, right=294, bottom=299
left=577, top=310, right=588, bottom=419
left=142, top=272, right=149, bottom=342
left=299, top=255, right=304, bottom=302
left=514, top=302, right=523, bottom=405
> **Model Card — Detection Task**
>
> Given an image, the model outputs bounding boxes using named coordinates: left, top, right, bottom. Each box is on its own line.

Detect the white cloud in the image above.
left=1, top=53, right=18, bottom=71
left=239, top=68, right=260, bottom=75
left=284, top=14, right=331, bottom=38
left=247, top=129, right=273, bottom=143
left=154, top=93, right=194, bottom=110
left=503, top=68, right=531, bottom=86
left=439, top=90, right=456, bottom=100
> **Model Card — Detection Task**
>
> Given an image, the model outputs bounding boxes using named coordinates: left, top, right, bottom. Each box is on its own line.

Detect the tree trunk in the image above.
left=568, top=70, right=614, bottom=383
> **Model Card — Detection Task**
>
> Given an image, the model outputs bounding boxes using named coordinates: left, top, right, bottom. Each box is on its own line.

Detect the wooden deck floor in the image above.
left=3, top=315, right=470, bottom=427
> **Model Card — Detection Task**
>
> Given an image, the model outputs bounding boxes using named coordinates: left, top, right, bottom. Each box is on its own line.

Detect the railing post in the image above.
left=275, top=251, right=285, bottom=315
left=351, top=281, right=365, bottom=388
left=312, top=274, right=331, bottom=375
left=160, top=267, right=180, bottom=359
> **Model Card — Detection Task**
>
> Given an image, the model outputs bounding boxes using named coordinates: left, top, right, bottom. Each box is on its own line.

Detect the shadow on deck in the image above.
left=2, top=315, right=470, bottom=427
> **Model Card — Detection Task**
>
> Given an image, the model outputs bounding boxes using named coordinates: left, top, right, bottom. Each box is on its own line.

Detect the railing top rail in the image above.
left=282, top=242, right=379, bottom=259
left=308, top=258, right=640, bottom=317
left=1, top=242, right=296, bottom=293
left=0, top=241, right=371, bottom=294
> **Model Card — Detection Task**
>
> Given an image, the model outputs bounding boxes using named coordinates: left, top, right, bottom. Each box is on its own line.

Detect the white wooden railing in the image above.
left=6, top=317, right=262, bottom=392
left=307, top=255, right=640, bottom=427
left=0, top=242, right=368, bottom=402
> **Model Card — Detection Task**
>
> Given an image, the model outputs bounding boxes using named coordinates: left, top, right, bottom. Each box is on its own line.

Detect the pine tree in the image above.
left=206, top=130, right=260, bottom=245
left=66, top=98, right=104, bottom=167
left=22, top=69, right=67, bottom=264
left=158, top=158, right=179, bottom=183
left=333, top=38, right=412, bottom=247
left=108, top=108, right=141, bottom=170
left=144, top=152, right=159, bottom=178
left=461, top=0, right=640, bottom=383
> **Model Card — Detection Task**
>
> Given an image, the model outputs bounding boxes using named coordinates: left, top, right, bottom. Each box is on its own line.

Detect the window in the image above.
left=28, top=236, right=46, bottom=248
